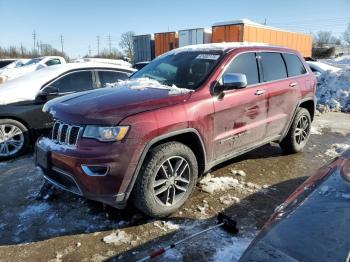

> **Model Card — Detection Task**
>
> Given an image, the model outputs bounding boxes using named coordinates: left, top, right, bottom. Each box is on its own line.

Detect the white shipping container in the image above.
left=178, top=28, right=212, bottom=47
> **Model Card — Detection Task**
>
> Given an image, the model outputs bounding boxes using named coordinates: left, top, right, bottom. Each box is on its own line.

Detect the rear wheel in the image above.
left=132, top=142, right=198, bottom=218
left=280, top=108, right=311, bottom=154
left=0, top=119, right=29, bottom=160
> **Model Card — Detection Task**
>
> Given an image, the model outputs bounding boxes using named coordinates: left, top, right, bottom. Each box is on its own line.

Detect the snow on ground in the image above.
left=199, top=173, right=262, bottom=194
left=320, top=55, right=350, bottom=68
left=161, top=224, right=256, bottom=262
left=310, top=125, right=323, bottom=135
left=108, top=77, right=193, bottom=96
left=316, top=67, right=350, bottom=112
left=325, top=143, right=350, bottom=157
left=103, top=230, right=132, bottom=245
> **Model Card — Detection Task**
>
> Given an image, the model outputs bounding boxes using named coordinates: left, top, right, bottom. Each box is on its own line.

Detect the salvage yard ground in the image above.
left=0, top=112, right=349, bottom=262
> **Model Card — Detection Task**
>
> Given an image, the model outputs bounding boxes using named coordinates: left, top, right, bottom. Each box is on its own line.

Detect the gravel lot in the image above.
left=0, top=112, right=349, bottom=262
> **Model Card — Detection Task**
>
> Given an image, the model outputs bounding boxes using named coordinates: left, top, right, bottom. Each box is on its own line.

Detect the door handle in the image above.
left=289, top=82, right=297, bottom=87
left=255, top=90, right=266, bottom=96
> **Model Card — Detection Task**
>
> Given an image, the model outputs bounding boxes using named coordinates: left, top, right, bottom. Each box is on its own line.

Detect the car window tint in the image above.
left=98, top=71, right=129, bottom=87
left=52, top=71, right=93, bottom=93
left=282, top=53, right=307, bottom=77
left=45, top=59, right=61, bottom=66
left=260, top=52, right=287, bottom=81
left=225, top=53, right=259, bottom=85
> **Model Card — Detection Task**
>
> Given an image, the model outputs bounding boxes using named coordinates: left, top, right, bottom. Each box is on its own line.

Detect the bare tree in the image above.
left=313, top=31, right=333, bottom=47
left=343, top=23, right=350, bottom=45
left=119, top=31, right=135, bottom=62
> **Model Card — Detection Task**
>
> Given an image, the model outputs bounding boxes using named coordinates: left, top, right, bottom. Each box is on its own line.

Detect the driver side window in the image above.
left=51, top=71, right=93, bottom=93
left=225, top=52, right=260, bottom=85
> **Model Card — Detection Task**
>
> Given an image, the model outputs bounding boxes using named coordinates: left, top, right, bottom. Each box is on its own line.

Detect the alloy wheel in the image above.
left=294, top=115, right=310, bottom=145
left=153, top=156, right=191, bottom=206
left=0, top=124, right=24, bottom=157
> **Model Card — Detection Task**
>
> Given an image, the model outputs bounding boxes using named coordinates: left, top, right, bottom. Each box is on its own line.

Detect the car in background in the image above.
left=0, top=56, right=66, bottom=83
left=0, top=59, right=16, bottom=68
left=0, top=62, right=135, bottom=159
left=36, top=43, right=316, bottom=217
left=239, top=149, right=350, bottom=262
left=0, top=59, right=30, bottom=72
left=73, top=58, right=132, bottom=68
left=133, top=61, right=150, bottom=70
left=306, top=61, right=340, bottom=78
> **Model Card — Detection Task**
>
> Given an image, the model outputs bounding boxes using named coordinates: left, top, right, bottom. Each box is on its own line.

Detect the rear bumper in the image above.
left=35, top=136, right=142, bottom=209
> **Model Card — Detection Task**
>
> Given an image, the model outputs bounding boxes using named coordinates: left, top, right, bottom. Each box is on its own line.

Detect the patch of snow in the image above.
left=320, top=55, right=350, bottom=68
left=103, top=230, right=132, bottom=245
left=307, top=61, right=340, bottom=74
left=213, top=232, right=255, bottom=262
left=319, top=185, right=329, bottom=195
left=230, top=169, right=247, bottom=177
left=153, top=221, right=180, bottom=232
left=19, top=202, right=50, bottom=219
left=220, top=195, right=240, bottom=205
left=342, top=194, right=350, bottom=199
left=325, top=143, right=350, bottom=158
left=310, top=125, right=322, bottom=135
left=316, top=66, right=350, bottom=112
left=108, top=77, right=193, bottom=96
left=199, top=174, right=241, bottom=194
left=37, top=137, right=75, bottom=152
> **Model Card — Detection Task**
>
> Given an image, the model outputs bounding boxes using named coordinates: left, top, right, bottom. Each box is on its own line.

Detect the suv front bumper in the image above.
left=35, top=137, right=141, bottom=209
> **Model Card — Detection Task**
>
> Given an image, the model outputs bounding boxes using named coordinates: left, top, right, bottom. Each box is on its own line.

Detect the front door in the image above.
left=213, top=52, right=268, bottom=160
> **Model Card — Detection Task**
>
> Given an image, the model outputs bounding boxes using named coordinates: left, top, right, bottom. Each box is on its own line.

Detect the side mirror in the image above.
left=41, top=85, right=59, bottom=96
left=222, top=73, right=247, bottom=89
left=212, top=73, right=248, bottom=96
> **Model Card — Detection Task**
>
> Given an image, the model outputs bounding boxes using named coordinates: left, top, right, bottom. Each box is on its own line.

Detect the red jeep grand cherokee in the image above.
left=36, top=43, right=316, bottom=217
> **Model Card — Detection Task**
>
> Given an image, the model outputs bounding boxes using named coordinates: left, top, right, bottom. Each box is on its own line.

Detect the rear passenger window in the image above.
left=260, top=52, right=287, bottom=82
left=225, top=53, right=259, bottom=85
left=98, top=71, right=129, bottom=87
left=282, top=53, right=307, bottom=77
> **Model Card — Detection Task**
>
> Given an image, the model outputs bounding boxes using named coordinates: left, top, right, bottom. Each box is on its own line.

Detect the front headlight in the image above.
left=83, top=125, right=129, bottom=142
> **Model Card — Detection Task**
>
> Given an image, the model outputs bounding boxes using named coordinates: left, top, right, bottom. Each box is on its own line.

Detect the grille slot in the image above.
left=51, top=121, right=81, bottom=146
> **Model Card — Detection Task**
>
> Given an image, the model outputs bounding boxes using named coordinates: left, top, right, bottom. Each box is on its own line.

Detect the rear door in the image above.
left=213, top=52, right=268, bottom=159
left=258, top=52, right=302, bottom=138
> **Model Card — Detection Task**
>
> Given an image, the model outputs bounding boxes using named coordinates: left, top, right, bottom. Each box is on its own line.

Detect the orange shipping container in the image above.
left=212, top=19, right=312, bottom=57
left=154, top=32, right=178, bottom=57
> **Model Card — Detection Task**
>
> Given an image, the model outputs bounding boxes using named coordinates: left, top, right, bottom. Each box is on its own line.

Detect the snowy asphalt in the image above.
left=0, top=112, right=349, bottom=262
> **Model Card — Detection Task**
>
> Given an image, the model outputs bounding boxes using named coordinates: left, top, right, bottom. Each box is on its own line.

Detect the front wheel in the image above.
left=280, top=108, right=311, bottom=154
left=132, top=142, right=198, bottom=218
left=0, top=119, right=29, bottom=160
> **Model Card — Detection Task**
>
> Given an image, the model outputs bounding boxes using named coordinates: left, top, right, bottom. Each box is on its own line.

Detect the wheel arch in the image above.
left=124, top=128, right=207, bottom=201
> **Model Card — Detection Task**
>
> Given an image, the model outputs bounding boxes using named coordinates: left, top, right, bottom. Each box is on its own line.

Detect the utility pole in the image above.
left=88, top=45, right=92, bottom=57
left=32, top=30, right=36, bottom=50
left=20, top=43, right=24, bottom=57
left=97, top=35, right=100, bottom=56
left=107, top=34, right=112, bottom=53
left=60, top=34, right=64, bottom=53
left=264, top=18, right=267, bottom=25
left=37, top=40, right=40, bottom=54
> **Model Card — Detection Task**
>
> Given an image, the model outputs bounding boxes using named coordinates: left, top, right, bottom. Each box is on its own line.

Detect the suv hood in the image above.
left=44, top=85, right=192, bottom=125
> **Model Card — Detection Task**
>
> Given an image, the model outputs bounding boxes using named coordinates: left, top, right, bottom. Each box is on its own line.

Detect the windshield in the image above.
left=131, top=51, right=223, bottom=90
left=24, top=58, right=43, bottom=66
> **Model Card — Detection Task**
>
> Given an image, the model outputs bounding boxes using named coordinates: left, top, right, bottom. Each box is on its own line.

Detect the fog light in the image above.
left=81, top=165, right=109, bottom=176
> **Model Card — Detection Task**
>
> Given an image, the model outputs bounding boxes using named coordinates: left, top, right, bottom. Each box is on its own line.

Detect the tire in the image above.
left=0, top=119, right=29, bottom=160
left=132, top=142, right=198, bottom=218
left=280, top=108, right=311, bottom=154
